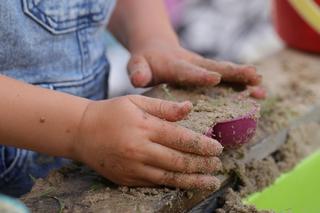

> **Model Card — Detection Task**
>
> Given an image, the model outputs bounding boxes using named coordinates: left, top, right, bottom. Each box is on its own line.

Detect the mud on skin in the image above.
left=146, top=85, right=260, bottom=135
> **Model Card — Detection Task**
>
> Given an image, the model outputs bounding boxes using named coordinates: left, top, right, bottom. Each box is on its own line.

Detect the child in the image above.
left=0, top=0, right=263, bottom=196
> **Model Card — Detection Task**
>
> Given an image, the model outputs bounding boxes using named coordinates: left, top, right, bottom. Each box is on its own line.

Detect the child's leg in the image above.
left=0, top=146, right=70, bottom=197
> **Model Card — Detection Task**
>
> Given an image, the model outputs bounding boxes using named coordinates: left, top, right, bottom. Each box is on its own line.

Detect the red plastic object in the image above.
left=205, top=106, right=258, bottom=149
left=273, top=0, right=320, bottom=53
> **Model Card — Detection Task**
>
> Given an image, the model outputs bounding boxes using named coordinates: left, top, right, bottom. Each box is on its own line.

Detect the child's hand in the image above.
left=73, top=95, right=223, bottom=189
left=127, top=39, right=265, bottom=99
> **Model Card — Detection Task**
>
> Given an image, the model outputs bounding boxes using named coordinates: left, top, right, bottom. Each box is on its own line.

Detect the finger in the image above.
left=150, top=120, right=223, bottom=156
left=141, top=165, right=221, bottom=190
left=129, top=95, right=193, bottom=121
left=167, top=60, right=221, bottom=86
left=248, top=86, right=267, bottom=99
left=143, top=142, right=222, bottom=174
left=194, top=58, right=262, bottom=86
left=128, top=55, right=153, bottom=87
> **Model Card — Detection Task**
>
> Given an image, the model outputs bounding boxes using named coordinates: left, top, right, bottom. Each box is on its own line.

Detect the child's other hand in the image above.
left=73, top=95, right=223, bottom=189
left=128, top=39, right=265, bottom=99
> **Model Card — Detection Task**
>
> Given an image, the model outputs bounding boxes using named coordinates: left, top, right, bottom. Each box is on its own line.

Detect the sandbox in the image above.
left=21, top=49, right=320, bottom=212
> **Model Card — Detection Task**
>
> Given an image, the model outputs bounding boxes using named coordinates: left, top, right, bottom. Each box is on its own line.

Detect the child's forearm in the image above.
left=0, top=76, right=90, bottom=158
left=109, top=0, right=179, bottom=51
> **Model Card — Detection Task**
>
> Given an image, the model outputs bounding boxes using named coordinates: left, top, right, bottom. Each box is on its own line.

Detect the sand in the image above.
left=214, top=49, right=320, bottom=212
left=20, top=50, right=320, bottom=212
left=147, top=84, right=260, bottom=135
left=216, top=122, right=320, bottom=212
left=21, top=84, right=261, bottom=213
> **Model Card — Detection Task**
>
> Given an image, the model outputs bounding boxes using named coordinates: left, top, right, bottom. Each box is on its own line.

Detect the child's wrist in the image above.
left=65, top=98, right=93, bottom=161
left=128, top=33, right=180, bottom=53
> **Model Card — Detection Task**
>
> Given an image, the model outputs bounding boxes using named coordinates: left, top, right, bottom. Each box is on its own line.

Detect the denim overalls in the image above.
left=0, top=0, right=116, bottom=196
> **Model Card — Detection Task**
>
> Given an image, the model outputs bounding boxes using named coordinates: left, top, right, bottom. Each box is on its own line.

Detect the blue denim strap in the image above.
left=0, top=146, right=70, bottom=197
left=0, top=146, right=28, bottom=183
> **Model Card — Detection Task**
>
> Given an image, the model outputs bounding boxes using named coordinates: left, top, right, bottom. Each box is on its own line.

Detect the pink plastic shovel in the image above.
left=205, top=106, right=258, bottom=149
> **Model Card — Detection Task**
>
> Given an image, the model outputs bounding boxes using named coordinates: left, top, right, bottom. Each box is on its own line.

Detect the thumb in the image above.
left=129, top=95, right=193, bottom=122
left=127, top=55, right=153, bottom=87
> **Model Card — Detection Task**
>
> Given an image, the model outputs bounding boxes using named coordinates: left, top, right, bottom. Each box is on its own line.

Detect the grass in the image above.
left=88, top=181, right=107, bottom=192
left=51, top=196, right=65, bottom=213
left=161, top=84, right=175, bottom=100
left=37, top=187, right=56, bottom=198
left=28, top=174, right=37, bottom=183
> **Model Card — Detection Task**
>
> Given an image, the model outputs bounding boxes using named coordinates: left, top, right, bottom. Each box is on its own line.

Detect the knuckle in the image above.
left=121, top=143, right=138, bottom=159
left=157, top=101, right=167, bottom=118
left=137, top=114, right=152, bottom=130
left=176, top=132, right=185, bottom=145
left=193, top=157, right=210, bottom=173
left=192, top=158, right=206, bottom=173
left=202, top=160, right=213, bottom=173
left=213, top=158, right=223, bottom=171
left=181, top=155, right=194, bottom=173
left=202, top=157, right=220, bottom=173
left=171, top=103, right=180, bottom=113
left=159, top=172, right=175, bottom=185
left=171, top=154, right=184, bottom=170
left=157, top=121, right=169, bottom=136
left=204, top=138, right=222, bottom=156
left=139, top=122, right=152, bottom=133
left=171, top=152, right=196, bottom=173
left=179, top=175, right=198, bottom=189
left=186, top=134, right=203, bottom=153
left=132, top=147, right=147, bottom=162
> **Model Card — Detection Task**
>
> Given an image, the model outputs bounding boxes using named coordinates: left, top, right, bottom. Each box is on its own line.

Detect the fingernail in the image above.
left=175, top=101, right=193, bottom=119
left=207, top=72, right=221, bottom=84
left=129, top=69, right=140, bottom=77
left=211, top=139, right=223, bottom=155
left=180, top=101, right=193, bottom=109
left=130, top=70, right=149, bottom=87
left=178, top=101, right=193, bottom=114
left=250, top=74, right=262, bottom=86
left=214, top=158, right=223, bottom=171
left=210, top=179, right=221, bottom=190
left=205, top=177, right=221, bottom=190
left=208, top=72, right=222, bottom=78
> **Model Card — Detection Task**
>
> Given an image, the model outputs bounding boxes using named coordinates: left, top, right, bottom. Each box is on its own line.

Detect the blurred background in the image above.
left=107, top=0, right=284, bottom=97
